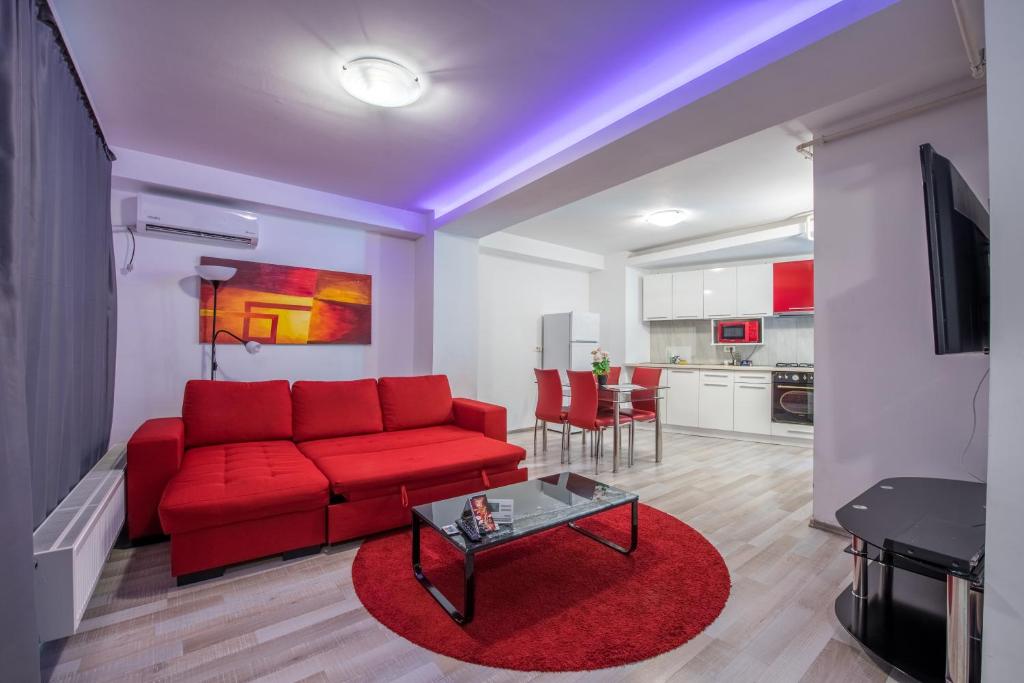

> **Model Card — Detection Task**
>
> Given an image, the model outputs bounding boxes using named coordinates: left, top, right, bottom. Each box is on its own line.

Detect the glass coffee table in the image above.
left=412, top=472, right=639, bottom=624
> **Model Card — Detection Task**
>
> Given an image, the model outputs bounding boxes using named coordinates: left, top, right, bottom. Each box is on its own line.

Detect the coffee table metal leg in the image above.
left=411, top=514, right=476, bottom=624
left=612, top=402, right=621, bottom=474
left=655, top=395, right=663, bottom=463
left=568, top=499, right=638, bottom=554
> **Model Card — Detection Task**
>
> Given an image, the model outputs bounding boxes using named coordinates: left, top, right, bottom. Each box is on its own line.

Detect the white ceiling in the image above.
left=52, top=0, right=879, bottom=216
left=505, top=124, right=814, bottom=254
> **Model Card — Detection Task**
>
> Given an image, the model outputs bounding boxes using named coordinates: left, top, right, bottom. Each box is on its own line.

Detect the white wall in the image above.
left=432, top=231, right=479, bottom=398
left=412, top=230, right=434, bottom=375
left=590, top=252, right=650, bottom=371
left=623, top=261, right=649, bottom=364
left=812, top=93, right=989, bottom=525
left=477, top=252, right=591, bottom=431
left=110, top=190, right=416, bottom=443
left=982, top=0, right=1024, bottom=677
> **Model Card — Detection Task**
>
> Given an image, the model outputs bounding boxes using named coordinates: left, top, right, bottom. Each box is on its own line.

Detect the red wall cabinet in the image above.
left=773, top=260, right=814, bottom=314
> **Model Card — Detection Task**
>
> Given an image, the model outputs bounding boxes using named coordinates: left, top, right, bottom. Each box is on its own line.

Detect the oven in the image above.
left=772, top=370, right=814, bottom=426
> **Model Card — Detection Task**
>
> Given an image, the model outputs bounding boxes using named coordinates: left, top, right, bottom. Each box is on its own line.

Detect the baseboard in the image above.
left=809, top=518, right=847, bottom=536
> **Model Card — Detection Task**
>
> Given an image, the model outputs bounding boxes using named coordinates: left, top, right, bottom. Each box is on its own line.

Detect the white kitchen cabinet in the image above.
left=736, top=264, right=773, bottom=317
left=665, top=368, right=700, bottom=427
left=698, top=370, right=734, bottom=430
left=702, top=268, right=737, bottom=318
left=671, top=270, right=703, bottom=319
left=733, top=372, right=772, bottom=434
left=642, top=273, right=672, bottom=321
left=771, top=422, right=814, bottom=440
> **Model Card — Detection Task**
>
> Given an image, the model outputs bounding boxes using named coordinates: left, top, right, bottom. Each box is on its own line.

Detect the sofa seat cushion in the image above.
left=297, top=424, right=482, bottom=461
left=159, top=440, right=328, bottom=535
left=307, top=437, right=526, bottom=497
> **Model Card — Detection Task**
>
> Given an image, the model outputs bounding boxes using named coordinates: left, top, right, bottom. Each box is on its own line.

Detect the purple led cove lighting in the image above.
left=424, top=0, right=895, bottom=221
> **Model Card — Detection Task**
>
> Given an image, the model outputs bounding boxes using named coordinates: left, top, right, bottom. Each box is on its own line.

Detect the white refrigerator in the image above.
left=541, top=312, right=600, bottom=381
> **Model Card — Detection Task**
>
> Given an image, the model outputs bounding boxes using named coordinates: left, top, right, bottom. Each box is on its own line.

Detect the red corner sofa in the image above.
left=126, top=375, right=527, bottom=584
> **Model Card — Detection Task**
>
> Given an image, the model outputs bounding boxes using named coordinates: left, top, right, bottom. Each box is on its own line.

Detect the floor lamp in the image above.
left=195, top=265, right=262, bottom=380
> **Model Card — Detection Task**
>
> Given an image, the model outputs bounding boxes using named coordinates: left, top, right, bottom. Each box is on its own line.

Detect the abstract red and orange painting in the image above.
left=198, top=257, right=371, bottom=345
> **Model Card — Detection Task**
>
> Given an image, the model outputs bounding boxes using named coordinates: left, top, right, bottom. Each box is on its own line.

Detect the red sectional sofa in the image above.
left=126, top=375, right=527, bottom=584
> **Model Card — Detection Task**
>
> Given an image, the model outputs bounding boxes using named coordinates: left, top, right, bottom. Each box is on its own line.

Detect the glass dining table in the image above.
left=561, top=382, right=669, bottom=474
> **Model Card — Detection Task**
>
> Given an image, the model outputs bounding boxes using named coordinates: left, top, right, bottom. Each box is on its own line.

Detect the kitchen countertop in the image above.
left=627, top=362, right=814, bottom=373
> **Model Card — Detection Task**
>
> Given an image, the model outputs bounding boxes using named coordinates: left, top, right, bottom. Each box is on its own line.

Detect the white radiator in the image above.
left=33, top=443, right=126, bottom=641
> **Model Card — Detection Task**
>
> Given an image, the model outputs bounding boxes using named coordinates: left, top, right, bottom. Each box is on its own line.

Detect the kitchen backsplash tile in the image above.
left=649, top=316, right=814, bottom=366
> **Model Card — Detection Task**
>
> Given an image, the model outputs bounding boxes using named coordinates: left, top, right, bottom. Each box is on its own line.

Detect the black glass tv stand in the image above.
left=833, top=477, right=985, bottom=683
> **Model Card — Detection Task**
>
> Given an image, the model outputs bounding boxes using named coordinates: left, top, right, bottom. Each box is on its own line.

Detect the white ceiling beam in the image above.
left=478, top=232, right=605, bottom=271
left=111, top=147, right=430, bottom=239
left=627, top=223, right=805, bottom=267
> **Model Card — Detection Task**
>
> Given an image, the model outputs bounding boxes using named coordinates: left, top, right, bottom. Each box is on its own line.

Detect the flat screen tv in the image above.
left=920, top=143, right=990, bottom=355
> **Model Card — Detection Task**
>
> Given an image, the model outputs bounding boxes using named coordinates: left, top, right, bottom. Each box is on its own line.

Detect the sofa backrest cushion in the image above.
left=378, top=375, right=454, bottom=431
left=182, top=379, right=292, bottom=448
left=292, top=379, right=384, bottom=442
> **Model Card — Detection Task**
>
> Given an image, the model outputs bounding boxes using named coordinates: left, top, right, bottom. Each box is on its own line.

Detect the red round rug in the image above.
left=352, top=503, right=731, bottom=671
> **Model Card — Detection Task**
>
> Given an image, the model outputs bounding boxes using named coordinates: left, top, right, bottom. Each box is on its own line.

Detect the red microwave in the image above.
left=713, top=318, right=763, bottom=345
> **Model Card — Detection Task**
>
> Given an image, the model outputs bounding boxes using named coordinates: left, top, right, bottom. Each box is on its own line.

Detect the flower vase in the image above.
left=597, top=374, right=608, bottom=386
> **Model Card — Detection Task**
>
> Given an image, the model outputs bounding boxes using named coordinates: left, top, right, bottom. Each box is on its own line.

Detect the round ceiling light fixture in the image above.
left=645, top=209, right=690, bottom=228
left=340, top=57, right=423, bottom=108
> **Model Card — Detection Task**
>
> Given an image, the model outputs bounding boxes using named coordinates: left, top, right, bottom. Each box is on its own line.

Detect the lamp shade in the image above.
left=340, top=57, right=423, bottom=108
left=195, top=265, right=237, bottom=282
left=243, top=341, right=262, bottom=355
left=645, top=209, right=689, bottom=227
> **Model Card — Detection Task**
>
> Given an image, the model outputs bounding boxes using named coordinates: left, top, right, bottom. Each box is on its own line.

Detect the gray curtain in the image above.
left=1, top=0, right=116, bottom=678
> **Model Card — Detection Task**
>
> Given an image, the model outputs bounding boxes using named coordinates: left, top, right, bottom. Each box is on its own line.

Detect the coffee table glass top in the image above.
left=413, top=472, right=637, bottom=553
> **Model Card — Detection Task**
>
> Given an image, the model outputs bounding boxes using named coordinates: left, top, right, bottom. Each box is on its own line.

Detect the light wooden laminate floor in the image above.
left=41, top=426, right=901, bottom=683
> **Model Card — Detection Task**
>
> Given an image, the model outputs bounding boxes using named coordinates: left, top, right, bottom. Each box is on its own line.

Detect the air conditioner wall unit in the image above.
left=125, top=194, right=260, bottom=248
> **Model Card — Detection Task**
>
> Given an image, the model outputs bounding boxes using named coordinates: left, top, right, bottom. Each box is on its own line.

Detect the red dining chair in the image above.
left=621, top=366, right=662, bottom=466
left=567, top=370, right=632, bottom=474
left=597, top=366, right=622, bottom=412
left=534, top=368, right=569, bottom=462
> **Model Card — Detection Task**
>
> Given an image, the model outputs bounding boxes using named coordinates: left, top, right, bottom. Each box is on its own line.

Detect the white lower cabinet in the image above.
left=770, top=422, right=814, bottom=440
left=733, top=376, right=772, bottom=435
left=665, top=369, right=700, bottom=427
left=698, top=371, right=734, bottom=431
left=657, top=366, right=813, bottom=440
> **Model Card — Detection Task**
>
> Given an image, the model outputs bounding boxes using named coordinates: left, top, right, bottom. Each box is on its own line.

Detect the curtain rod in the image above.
left=34, top=0, right=116, bottom=162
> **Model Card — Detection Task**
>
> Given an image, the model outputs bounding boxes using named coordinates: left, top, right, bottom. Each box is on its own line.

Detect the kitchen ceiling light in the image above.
left=645, top=209, right=689, bottom=227
left=340, top=57, right=423, bottom=108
